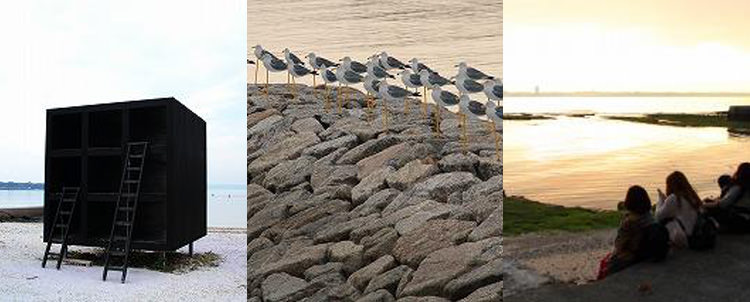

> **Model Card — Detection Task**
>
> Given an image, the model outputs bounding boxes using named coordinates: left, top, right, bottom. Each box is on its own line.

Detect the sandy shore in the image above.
left=0, top=222, right=246, bottom=301
left=503, top=229, right=615, bottom=296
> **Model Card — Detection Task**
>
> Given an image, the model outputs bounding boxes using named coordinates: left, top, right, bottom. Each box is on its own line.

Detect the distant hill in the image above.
left=0, top=182, right=44, bottom=190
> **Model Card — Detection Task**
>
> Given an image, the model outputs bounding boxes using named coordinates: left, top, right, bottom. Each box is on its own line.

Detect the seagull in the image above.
left=288, top=64, right=318, bottom=99
left=362, top=75, right=382, bottom=122
left=483, top=79, right=503, bottom=106
left=305, top=52, right=338, bottom=91
left=366, top=58, right=395, bottom=79
left=430, top=84, right=460, bottom=135
left=259, top=53, right=288, bottom=96
left=251, top=45, right=276, bottom=85
left=335, top=67, right=364, bottom=112
left=378, top=52, right=408, bottom=70
left=458, top=94, right=488, bottom=152
left=419, top=70, right=452, bottom=87
left=485, top=101, right=502, bottom=163
left=409, top=58, right=435, bottom=74
left=400, top=69, right=425, bottom=115
left=454, top=75, right=484, bottom=95
left=340, top=57, right=368, bottom=74
left=456, top=62, right=495, bottom=81
left=320, top=67, right=338, bottom=111
left=378, top=80, right=421, bottom=132
left=282, top=48, right=305, bottom=84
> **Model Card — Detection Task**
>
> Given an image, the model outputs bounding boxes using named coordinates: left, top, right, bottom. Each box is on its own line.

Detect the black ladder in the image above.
left=103, top=142, right=148, bottom=283
left=42, top=186, right=80, bottom=269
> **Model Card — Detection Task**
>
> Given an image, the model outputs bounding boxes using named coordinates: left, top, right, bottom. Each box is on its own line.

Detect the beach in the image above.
left=0, top=222, right=246, bottom=301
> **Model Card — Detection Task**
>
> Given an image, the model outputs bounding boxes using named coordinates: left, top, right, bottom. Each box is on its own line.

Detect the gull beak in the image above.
left=453, top=64, right=459, bottom=67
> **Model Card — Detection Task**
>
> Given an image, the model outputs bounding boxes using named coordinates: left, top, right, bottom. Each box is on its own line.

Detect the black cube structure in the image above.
left=44, top=98, right=206, bottom=251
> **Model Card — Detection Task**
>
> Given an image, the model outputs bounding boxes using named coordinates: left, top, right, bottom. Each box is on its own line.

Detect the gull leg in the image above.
left=254, top=64, right=259, bottom=85
left=422, top=87, right=427, bottom=119
left=291, top=76, right=297, bottom=101
left=265, top=69, right=269, bottom=97
left=462, top=115, right=469, bottom=154
left=382, top=98, right=389, bottom=133
left=337, top=83, right=342, bottom=114
left=312, top=74, right=317, bottom=97
left=324, top=84, right=330, bottom=112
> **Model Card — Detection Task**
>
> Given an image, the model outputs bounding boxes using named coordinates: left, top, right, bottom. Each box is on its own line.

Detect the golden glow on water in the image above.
left=504, top=97, right=750, bottom=209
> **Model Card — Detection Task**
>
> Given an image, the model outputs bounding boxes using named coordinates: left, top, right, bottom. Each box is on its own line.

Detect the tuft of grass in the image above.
left=66, top=250, right=221, bottom=273
left=505, top=196, right=621, bottom=236
left=606, top=113, right=728, bottom=128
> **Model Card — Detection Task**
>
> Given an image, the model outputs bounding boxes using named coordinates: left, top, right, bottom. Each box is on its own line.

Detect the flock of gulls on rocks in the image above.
left=248, top=45, right=502, bottom=156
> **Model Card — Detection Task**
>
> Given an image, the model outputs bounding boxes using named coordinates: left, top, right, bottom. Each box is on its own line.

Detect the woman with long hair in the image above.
left=598, top=185, right=656, bottom=279
left=704, top=163, right=750, bottom=231
left=654, top=171, right=701, bottom=248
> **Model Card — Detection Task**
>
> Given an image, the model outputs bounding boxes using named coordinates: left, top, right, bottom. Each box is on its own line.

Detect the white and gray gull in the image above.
left=283, top=48, right=305, bottom=66
left=419, top=70, right=452, bottom=87
left=366, top=58, right=395, bottom=79
left=340, top=56, right=368, bottom=74
left=454, top=74, right=485, bottom=95
left=399, top=69, right=423, bottom=91
left=305, top=52, right=338, bottom=70
left=483, top=79, right=503, bottom=103
left=409, top=58, right=436, bottom=74
left=378, top=52, right=409, bottom=70
left=456, top=62, right=495, bottom=81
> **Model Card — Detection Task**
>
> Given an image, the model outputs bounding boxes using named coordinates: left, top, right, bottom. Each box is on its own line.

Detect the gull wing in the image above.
left=468, top=101, right=487, bottom=116
left=440, top=90, right=459, bottom=106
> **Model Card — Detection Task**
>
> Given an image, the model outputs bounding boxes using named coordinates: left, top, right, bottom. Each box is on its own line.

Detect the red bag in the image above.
left=597, top=252, right=611, bottom=280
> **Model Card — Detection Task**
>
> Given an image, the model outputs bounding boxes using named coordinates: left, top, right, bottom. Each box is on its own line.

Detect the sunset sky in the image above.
left=504, top=0, right=750, bottom=92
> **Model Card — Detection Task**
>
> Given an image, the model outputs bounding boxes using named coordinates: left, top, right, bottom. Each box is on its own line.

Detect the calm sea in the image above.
left=248, top=0, right=502, bottom=95
left=0, top=184, right=246, bottom=228
left=504, top=96, right=750, bottom=209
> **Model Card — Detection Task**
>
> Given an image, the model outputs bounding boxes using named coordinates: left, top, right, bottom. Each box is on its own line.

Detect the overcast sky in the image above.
left=0, top=1, right=246, bottom=184
left=505, top=0, right=750, bottom=92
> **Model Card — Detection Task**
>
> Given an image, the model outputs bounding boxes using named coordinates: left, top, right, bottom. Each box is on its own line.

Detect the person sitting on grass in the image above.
left=655, top=171, right=702, bottom=249
left=597, top=185, right=658, bottom=279
left=704, top=163, right=750, bottom=232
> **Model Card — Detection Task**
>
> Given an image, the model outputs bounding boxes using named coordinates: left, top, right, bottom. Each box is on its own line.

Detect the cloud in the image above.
left=0, top=0, right=246, bottom=184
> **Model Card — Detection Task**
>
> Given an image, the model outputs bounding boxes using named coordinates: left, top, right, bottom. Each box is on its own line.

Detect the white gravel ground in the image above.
left=0, top=222, right=246, bottom=301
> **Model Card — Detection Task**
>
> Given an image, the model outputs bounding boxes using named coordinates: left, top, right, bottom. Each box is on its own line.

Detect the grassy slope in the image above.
left=505, top=196, right=621, bottom=236
left=606, top=113, right=728, bottom=128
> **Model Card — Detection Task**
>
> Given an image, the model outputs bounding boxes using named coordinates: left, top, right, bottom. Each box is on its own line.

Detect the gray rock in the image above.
left=348, top=255, right=397, bottom=291
left=476, top=157, right=501, bottom=181
left=457, top=281, right=502, bottom=302
left=315, top=214, right=379, bottom=243
left=462, top=175, right=502, bottom=204
left=248, top=203, right=287, bottom=239
left=249, top=115, right=283, bottom=138
left=351, top=200, right=442, bottom=242
left=411, top=172, right=481, bottom=203
left=328, top=241, right=365, bottom=274
left=249, top=131, right=321, bottom=175
left=395, top=297, right=451, bottom=302
left=364, top=265, right=413, bottom=295
left=338, top=136, right=402, bottom=165
left=292, top=117, right=325, bottom=134
left=352, top=189, right=400, bottom=217
left=392, top=219, right=477, bottom=267
left=262, top=200, right=350, bottom=243
left=248, top=183, right=273, bottom=205
left=248, top=109, right=280, bottom=128
left=309, top=272, right=346, bottom=289
left=304, top=262, right=345, bottom=281
left=444, top=258, right=502, bottom=300
left=352, top=166, right=396, bottom=205
left=394, top=206, right=453, bottom=236
left=386, top=159, right=439, bottom=191
left=356, top=142, right=432, bottom=180
left=262, top=272, right=312, bottom=302
left=311, top=164, right=358, bottom=192
left=303, top=283, right=362, bottom=302
left=399, top=241, right=488, bottom=298
left=248, top=237, right=274, bottom=256
left=438, top=152, right=479, bottom=174
left=356, top=289, right=395, bottom=302
left=263, top=156, right=316, bottom=191
left=360, top=227, right=399, bottom=262
left=303, top=134, right=359, bottom=158
left=256, top=243, right=330, bottom=278
left=467, top=206, right=502, bottom=242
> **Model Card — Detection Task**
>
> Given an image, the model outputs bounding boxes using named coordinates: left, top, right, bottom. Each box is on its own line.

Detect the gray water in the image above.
left=0, top=185, right=245, bottom=228
left=504, top=96, right=750, bottom=209
left=248, top=0, right=502, bottom=92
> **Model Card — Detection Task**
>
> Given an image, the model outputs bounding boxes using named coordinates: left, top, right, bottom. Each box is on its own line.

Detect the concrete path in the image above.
left=506, top=234, right=750, bottom=301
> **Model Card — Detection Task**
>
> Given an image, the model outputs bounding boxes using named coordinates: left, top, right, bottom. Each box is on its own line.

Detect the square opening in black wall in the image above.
left=89, top=110, right=122, bottom=148
left=48, top=157, right=82, bottom=192
left=50, top=114, right=82, bottom=150
left=88, top=156, right=122, bottom=193
left=130, top=106, right=167, bottom=145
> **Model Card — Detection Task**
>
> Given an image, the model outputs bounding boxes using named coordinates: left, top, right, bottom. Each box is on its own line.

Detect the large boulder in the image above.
left=438, top=152, right=479, bottom=174
left=391, top=219, right=477, bottom=267
left=348, top=255, right=397, bottom=291
left=262, top=272, right=314, bottom=302
left=411, top=172, right=481, bottom=203
left=386, top=159, right=439, bottom=191
left=303, top=134, right=359, bottom=158
left=352, top=166, right=396, bottom=205
left=337, top=136, right=402, bottom=165
left=249, top=131, right=321, bottom=175
left=444, top=258, right=502, bottom=300
left=399, top=241, right=488, bottom=298
left=328, top=241, right=365, bottom=274
left=364, top=265, right=413, bottom=295
left=256, top=243, right=330, bottom=278
left=291, top=117, right=325, bottom=134
left=467, top=206, right=502, bottom=242
left=263, top=156, right=316, bottom=192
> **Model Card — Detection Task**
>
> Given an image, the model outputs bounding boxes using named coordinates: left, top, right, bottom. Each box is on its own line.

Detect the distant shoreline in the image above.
left=506, top=92, right=750, bottom=97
